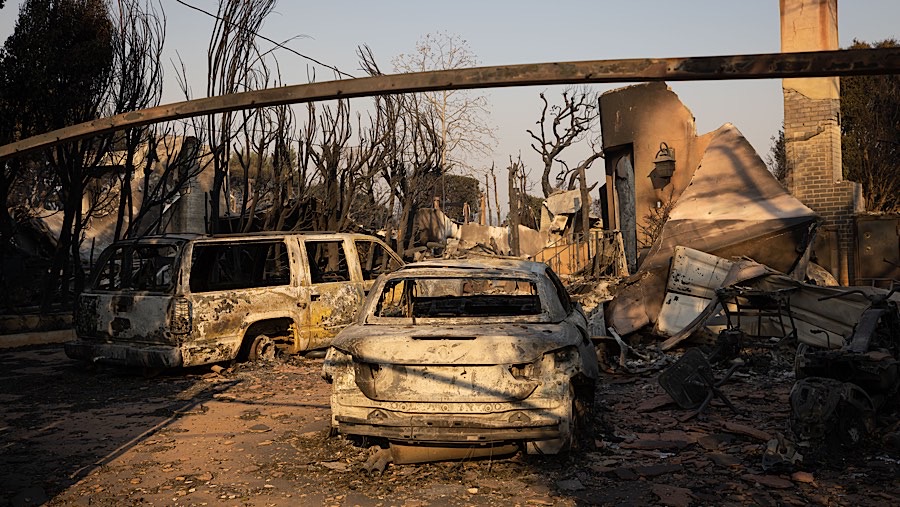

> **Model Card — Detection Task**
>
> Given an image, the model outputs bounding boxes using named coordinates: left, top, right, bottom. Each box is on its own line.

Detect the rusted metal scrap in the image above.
left=789, top=377, right=876, bottom=449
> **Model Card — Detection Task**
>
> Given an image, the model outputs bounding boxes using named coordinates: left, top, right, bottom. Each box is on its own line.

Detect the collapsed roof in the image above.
left=607, top=123, right=819, bottom=335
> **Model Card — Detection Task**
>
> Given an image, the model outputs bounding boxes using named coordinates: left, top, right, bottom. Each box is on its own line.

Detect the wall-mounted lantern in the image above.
left=652, top=142, right=676, bottom=179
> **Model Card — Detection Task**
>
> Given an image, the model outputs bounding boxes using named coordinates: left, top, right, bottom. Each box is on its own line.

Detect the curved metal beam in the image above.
left=2, top=48, right=899, bottom=161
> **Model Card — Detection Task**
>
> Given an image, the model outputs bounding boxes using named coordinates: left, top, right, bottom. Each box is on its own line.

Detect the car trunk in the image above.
left=335, top=324, right=575, bottom=403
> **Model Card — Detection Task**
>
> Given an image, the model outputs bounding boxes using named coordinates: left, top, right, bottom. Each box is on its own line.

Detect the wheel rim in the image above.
left=250, top=335, right=276, bottom=361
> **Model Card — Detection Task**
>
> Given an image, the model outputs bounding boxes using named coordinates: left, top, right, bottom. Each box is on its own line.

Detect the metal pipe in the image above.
left=361, top=447, right=393, bottom=475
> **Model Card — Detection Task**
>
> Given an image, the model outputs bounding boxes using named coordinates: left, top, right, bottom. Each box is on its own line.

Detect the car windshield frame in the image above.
left=364, top=271, right=555, bottom=325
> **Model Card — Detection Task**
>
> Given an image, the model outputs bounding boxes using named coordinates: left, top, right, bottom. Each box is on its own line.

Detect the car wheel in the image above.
left=248, top=334, right=276, bottom=362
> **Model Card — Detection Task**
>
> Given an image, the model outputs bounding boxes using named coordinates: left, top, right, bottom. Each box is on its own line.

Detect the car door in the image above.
left=185, top=238, right=300, bottom=362
left=301, top=238, right=365, bottom=350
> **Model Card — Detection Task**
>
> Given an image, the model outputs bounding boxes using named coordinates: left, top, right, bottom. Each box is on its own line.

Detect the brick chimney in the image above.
left=780, top=0, right=862, bottom=284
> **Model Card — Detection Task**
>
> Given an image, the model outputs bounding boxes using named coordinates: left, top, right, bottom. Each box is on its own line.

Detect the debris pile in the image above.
left=595, top=348, right=899, bottom=506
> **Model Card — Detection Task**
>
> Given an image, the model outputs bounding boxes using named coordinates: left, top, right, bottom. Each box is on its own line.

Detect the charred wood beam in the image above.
left=2, top=48, right=900, bottom=161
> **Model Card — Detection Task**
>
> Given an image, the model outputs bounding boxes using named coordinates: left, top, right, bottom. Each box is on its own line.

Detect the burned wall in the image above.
left=599, top=82, right=713, bottom=270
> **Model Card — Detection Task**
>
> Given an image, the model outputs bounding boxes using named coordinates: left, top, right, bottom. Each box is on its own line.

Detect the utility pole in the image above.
left=491, top=165, right=502, bottom=227
left=578, top=165, right=591, bottom=240
left=508, top=162, right=520, bottom=256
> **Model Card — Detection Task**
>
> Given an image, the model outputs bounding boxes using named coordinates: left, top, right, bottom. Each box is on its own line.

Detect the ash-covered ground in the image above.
left=1, top=345, right=898, bottom=506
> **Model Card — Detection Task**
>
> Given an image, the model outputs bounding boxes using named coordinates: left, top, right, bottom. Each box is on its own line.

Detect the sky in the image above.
left=2, top=0, right=900, bottom=200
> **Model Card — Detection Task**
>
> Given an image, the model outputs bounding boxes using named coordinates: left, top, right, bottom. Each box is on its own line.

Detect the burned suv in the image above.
left=323, top=259, right=598, bottom=457
left=66, top=232, right=402, bottom=369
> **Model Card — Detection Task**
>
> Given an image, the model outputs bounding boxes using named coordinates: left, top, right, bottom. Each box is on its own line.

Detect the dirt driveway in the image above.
left=1, top=344, right=898, bottom=506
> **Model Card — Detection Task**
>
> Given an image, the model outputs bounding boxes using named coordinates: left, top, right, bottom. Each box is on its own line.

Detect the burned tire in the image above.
left=247, top=334, right=276, bottom=362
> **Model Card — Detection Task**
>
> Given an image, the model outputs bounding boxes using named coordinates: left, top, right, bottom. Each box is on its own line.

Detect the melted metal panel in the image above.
left=190, top=285, right=299, bottom=342
left=90, top=293, right=172, bottom=345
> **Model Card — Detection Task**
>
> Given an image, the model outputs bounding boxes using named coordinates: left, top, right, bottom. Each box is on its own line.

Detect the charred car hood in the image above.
left=331, top=322, right=583, bottom=365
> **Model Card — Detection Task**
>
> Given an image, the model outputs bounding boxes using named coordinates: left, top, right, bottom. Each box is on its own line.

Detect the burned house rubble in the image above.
left=414, top=187, right=605, bottom=263
left=629, top=246, right=900, bottom=455
left=583, top=81, right=900, bottom=470
left=605, top=121, right=820, bottom=337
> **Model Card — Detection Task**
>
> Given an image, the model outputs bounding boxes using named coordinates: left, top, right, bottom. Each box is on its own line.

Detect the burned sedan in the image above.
left=323, top=259, right=599, bottom=457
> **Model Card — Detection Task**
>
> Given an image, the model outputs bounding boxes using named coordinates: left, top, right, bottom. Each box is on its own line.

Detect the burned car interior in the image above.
left=373, top=276, right=543, bottom=319
left=190, top=240, right=290, bottom=292
left=306, top=240, right=351, bottom=284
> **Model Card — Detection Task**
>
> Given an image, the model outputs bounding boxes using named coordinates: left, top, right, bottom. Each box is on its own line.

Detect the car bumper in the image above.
left=332, top=405, right=563, bottom=444
left=65, top=340, right=183, bottom=368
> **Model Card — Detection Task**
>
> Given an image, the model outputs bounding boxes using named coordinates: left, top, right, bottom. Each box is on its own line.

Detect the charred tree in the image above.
left=204, top=0, right=277, bottom=233
left=2, top=0, right=117, bottom=304
left=360, top=46, right=444, bottom=255
left=527, top=88, right=602, bottom=198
